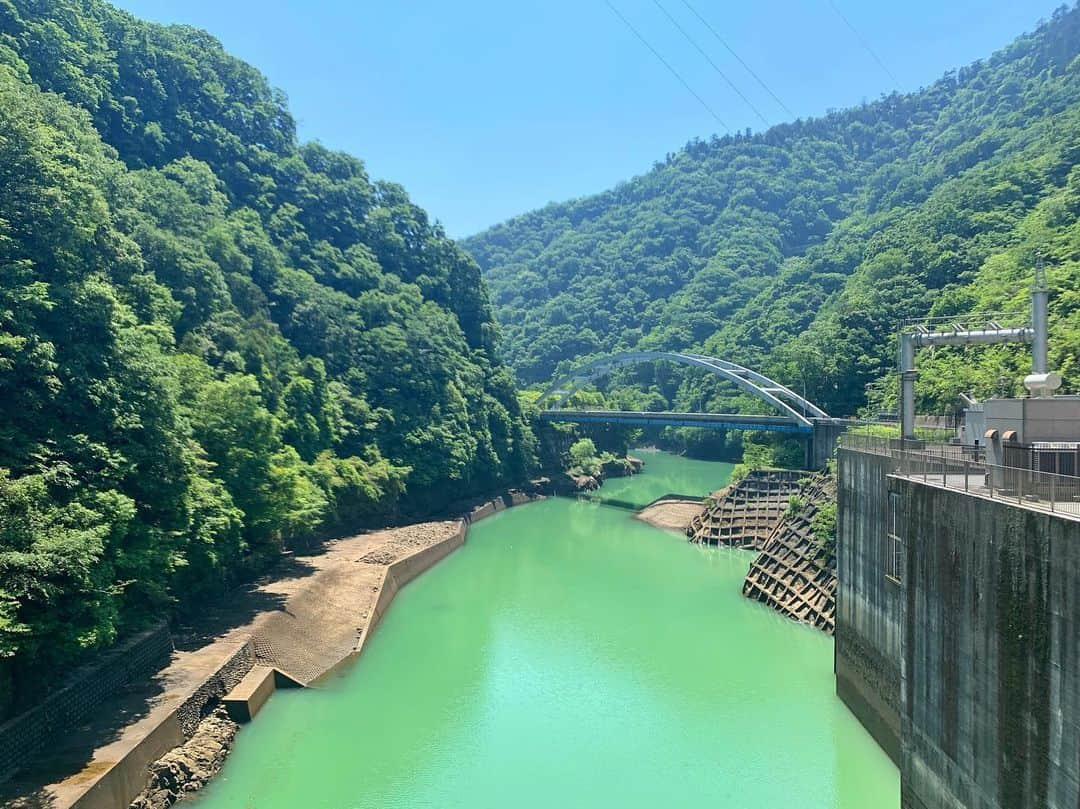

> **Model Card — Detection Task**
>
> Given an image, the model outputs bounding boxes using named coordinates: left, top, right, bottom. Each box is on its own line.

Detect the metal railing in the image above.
left=899, top=309, right=1028, bottom=332
left=839, top=433, right=1080, bottom=518
left=838, top=433, right=985, bottom=461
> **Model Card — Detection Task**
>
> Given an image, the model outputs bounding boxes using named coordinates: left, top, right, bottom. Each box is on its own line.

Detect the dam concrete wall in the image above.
left=895, top=477, right=1080, bottom=809
left=836, top=448, right=903, bottom=764
left=838, top=444, right=1080, bottom=809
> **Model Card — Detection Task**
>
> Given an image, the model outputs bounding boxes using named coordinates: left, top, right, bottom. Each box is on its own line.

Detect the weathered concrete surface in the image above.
left=223, top=666, right=276, bottom=723
left=809, top=419, right=848, bottom=470
left=1, top=639, right=253, bottom=809
left=344, top=491, right=539, bottom=668
left=896, top=478, right=1080, bottom=809
left=333, top=521, right=468, bottom=672
left=241, top=522, right=463, bottom=684
left=836, top=449, right=903, bottom=764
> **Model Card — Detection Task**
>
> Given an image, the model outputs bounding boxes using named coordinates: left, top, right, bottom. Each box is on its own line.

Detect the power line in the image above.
left=678, top=0, right=796, bottom=121
left=651, top=0, right=770, bottom=129
left=825, top=0, right=898, bottom=85
left=603, top=0, right=730, bottom=133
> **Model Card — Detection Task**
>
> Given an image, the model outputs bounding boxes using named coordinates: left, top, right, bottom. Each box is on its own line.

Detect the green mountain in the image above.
left=465, top=5, right=1080, bottom=418
left=0, top=0, right=535, bottom=706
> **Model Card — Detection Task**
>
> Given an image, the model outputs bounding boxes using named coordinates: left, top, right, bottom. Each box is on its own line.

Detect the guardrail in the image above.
left=839, top=433, right=1080, bottom=518
left=839, top=433, right=986, bottom=461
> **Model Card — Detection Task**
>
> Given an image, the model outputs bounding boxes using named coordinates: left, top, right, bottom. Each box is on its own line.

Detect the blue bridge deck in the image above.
left=536, top=409, right=814, bottom=434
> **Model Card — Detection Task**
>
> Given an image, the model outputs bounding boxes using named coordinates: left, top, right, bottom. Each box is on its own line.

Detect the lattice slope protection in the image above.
left=686, top=469, right=806, bottom=548
left=742, top=474, right=837, bottom=633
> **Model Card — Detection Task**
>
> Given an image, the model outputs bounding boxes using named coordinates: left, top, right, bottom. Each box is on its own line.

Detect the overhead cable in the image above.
left=678, top=0, right=796, bottom=120
left=825, top=0, right=898, bottom=85
left=604, top=0, right=730, bottom=132
left=652, top=0, right=770, bottom=128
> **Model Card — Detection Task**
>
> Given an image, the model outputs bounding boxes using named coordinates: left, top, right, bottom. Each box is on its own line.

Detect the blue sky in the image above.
left=114, top=0, right=1062, bottom=237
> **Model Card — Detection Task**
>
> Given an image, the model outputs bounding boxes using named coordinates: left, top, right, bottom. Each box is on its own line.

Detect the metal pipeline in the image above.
left=898, top=265, right=1053, bottom=438
left=911, top=326, right=1033, bottom=348
left=899, top=327, right=1033, bottom=440
left=1033, top=258, right=1049, bottom=375
left=900, top=333, right=917, bottom=444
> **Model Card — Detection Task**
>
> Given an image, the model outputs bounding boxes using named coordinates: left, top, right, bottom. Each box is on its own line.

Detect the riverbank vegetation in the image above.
left=467, top=5, right=1080, bottom=426
left=0, top=0, right=547, bottom=712
left=3, top=0, right=1078, bottom=728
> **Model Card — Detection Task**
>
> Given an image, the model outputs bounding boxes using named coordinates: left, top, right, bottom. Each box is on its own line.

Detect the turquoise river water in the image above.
left=196, top=450, right=898, bottom=808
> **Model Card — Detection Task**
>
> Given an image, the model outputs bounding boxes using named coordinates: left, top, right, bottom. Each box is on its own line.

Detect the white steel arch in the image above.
left=539, top=351, right=828, bottom=428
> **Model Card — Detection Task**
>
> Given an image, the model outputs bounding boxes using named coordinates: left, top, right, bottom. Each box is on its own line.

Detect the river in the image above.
left=196, top=450, right=898, bottom=808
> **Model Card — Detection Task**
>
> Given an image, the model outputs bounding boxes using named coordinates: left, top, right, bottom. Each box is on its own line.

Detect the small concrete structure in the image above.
left=983, top=395, right=1080, bottom=467
left=223, top=666, right=281, bottom=723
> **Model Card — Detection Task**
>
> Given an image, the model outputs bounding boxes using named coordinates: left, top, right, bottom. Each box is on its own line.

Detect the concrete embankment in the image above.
left=1, top=491, right=542, bottom=809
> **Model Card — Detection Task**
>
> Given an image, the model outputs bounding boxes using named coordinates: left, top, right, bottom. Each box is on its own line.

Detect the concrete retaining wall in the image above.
left=836, top=449, right=903, bottom=763
left=350, top=521, right=468, bottom=663
left=897, top=479, right=1080, bottom=809
left=0, top=622, right=173, bottom=786
left=464, top=491, right=537, bottom=523
left=9, top=492, right=540, bottom=807
left=70, top=640, right=255, bottom=809
left=173, top=642, right=255, bottom=739
left=347, top=492, right=537, bottom=665
left=73, top=711, right=185, bottom=809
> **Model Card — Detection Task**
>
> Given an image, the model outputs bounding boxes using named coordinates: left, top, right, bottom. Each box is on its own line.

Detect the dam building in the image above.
left=836, top=272, right=1080, bottom=808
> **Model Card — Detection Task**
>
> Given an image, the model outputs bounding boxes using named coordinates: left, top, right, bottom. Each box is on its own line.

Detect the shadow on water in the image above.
left=583, top=492, right=704, bottom=512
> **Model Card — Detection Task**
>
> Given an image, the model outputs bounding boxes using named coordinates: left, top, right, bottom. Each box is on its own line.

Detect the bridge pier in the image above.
left=807, top=420, right=847, bottom=470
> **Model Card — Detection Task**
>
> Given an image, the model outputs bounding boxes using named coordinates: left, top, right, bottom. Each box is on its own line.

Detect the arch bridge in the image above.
left=536, top=351, right=846, bottom=469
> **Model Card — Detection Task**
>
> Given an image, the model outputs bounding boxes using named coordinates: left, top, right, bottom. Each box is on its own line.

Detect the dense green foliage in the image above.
left=466, top=5, right=1080, bottom=422
left=811, top=501, right=837, bottom=558
left=568, top=439, right=602, bottom=477
left=0, top=0, right=537, bottom=707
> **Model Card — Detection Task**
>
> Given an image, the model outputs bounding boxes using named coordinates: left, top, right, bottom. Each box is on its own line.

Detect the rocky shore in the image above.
left=539, top=454, right=644, bottom=496
left=131, top=708, right=238, bottom=809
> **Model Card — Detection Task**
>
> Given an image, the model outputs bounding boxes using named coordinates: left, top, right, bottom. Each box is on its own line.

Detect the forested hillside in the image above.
left=0, top=0, right=536, bottom=708
left=466, top=5, right=1080, bottom=418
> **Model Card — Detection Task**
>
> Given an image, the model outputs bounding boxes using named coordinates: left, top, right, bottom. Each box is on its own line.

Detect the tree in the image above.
left=0, top=0, right=539, bottom=709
